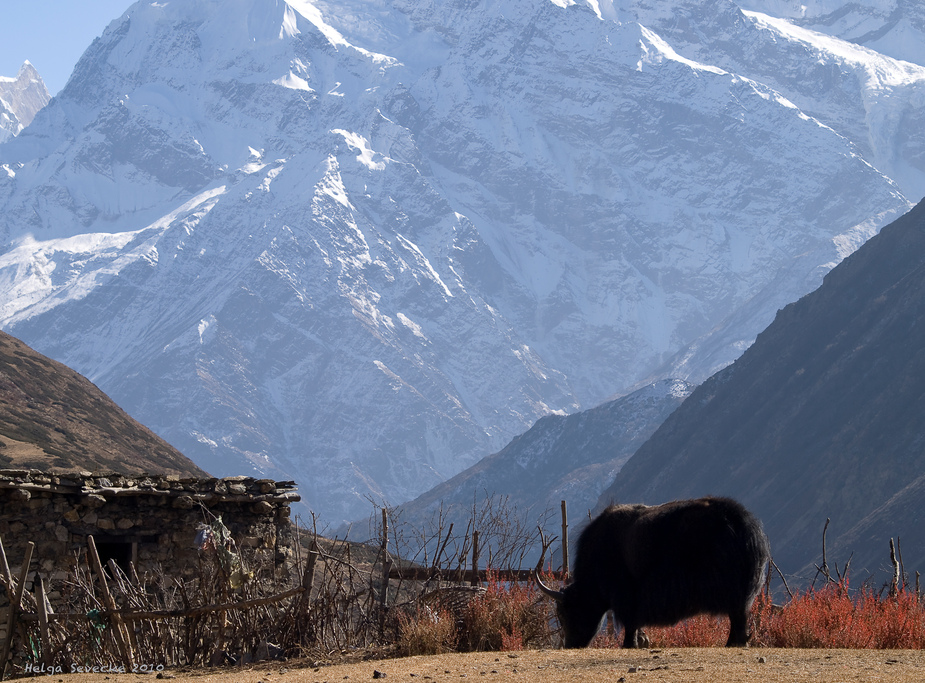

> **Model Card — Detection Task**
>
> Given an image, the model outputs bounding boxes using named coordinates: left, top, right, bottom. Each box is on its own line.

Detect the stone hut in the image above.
left=0, top=469, right=300, bottom=588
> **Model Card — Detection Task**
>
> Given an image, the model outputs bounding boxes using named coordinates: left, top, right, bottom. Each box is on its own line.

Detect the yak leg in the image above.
left=726, top=608, right=749, bottom=647
left=622, top=624, right=642, bottom=648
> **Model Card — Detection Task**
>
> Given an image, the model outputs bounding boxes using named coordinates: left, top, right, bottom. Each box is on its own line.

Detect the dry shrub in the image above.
left=752, top=586, right=925, bottom=649
left=458, top=572, right=551, bottom=652
left=629, top=583, right=925, bottom=649
left=645, top=613, right=730, bottom=648
left=396, top=572, right=554, bottom=654
left=397, top=608, right=458, bottom=655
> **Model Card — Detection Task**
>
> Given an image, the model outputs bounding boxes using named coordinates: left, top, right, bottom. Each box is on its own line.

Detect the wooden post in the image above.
left=0, top=537, right=13, bottom=681
left=561, top=500, right=569, bottom=578
left=379, top=510, right=392, bottom=636
left=381, top=508, right=389, bottom=554
left=0, top=538, right=12, bottom=593
left=889, top=538, right=900, bottom=598
left=87, top=536, right=135, bottom=671
left=0, top=541, right=33, bottom=681
left=35, top=576, right=50, bottom=668
left=380, top=509, right=391, bottom=608
left=380, top=558, right=393, bottom=609
left=470, top=530, right=480, bottom=586
left=297, top=544, right=318, bottom=612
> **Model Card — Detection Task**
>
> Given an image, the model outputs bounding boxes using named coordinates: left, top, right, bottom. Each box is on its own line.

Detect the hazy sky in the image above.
left=0, top=0, right=135, bottom=96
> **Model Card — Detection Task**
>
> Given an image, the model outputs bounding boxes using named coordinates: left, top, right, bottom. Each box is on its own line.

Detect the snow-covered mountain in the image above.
left=0, top=62, right=50, bottom=142
left=739, top=0, right=925, bottom=66
left=0, top=0, right=920, bottom=522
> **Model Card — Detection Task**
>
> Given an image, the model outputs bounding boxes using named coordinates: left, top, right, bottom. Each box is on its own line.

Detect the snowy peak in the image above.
left=625, top=0, right=925, bottom=200
left=0, top=62, right=50, bottom=142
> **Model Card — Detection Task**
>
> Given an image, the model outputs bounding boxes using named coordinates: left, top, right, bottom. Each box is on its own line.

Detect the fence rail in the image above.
left=388, top=568, right=563, bottom=583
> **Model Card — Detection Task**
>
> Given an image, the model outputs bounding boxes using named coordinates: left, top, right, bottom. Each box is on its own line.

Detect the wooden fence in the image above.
left=0, top=500, right=574, bottom=678
left=0, top=534, right=319, bottom=680
left=380, top=500, right=572, bottom=607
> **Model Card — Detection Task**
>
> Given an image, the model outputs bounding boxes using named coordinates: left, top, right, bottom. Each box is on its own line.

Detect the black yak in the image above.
left=535, top=497, right=769, bottom=648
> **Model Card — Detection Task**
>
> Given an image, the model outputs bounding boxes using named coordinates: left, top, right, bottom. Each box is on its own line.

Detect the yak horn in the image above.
left=532, top=570, right=564, bottom=602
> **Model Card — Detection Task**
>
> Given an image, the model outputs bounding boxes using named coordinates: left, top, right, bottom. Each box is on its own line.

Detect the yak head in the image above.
left=533, top=572, right=604, bottom=648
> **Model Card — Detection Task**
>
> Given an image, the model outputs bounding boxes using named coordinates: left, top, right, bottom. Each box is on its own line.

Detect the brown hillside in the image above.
left=0, top=330, right=207, bottom=476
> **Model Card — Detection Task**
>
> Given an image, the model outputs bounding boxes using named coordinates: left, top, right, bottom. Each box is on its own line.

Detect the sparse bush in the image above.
left=633, top=583, right=925, bottom=650
left=397, top=608, right=458, bottom=655
left=393, top=571, right=555, bottom=654
left=458, top=571, right=551, bottom=652
left=751, top=584, right=925, bottom=649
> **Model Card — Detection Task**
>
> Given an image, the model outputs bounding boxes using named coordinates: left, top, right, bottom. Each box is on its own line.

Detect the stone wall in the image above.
left=0, top=469, right=301, bottom=597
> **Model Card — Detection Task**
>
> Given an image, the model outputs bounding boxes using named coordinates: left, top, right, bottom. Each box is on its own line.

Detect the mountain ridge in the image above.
left=386, top=378, right=694, bottom=538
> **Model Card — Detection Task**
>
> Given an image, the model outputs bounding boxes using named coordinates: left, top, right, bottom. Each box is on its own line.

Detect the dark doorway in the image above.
left=94, top=539, right=135, bottom=577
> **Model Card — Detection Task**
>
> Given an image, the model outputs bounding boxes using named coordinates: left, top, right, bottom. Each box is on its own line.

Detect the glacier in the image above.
left=0, top=0, right=921, bottom=522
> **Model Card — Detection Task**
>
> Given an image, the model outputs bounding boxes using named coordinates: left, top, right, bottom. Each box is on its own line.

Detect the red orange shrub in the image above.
left=459, top=571, right=551, bottom=652
left=399, top=574, right=925, bottom=653
left=754, top=586, right=925, bottom=649
left=640, top=584, right=925, bottom=649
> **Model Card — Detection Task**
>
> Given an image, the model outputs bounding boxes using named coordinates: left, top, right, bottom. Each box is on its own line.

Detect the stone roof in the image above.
left=0, top=469, right=300, bottom=507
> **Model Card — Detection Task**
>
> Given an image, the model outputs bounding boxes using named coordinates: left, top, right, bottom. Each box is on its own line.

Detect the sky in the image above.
left=0, top=0, right=135, bottom=96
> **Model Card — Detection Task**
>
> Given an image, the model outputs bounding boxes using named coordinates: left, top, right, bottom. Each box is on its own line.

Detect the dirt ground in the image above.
left=24, top=648, right=925, bottom=683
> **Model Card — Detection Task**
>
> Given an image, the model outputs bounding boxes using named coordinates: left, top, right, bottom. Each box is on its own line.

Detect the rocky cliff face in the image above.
left=0, top=0, right=919, bottom=522
left=0, top=62, right=50, bottom=142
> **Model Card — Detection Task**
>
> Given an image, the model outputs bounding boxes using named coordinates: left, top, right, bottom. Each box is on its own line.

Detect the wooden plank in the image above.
left=87, top=536, right=134, bottom=672
left=388, top=567, right=564, bottom=583
left=0, top=541, right=33, bottom=681
left=115, top=585, right=306, bottom=621
left=0, top=537, right=12, bottom=594
left=35, top=576, right=50, bottom=668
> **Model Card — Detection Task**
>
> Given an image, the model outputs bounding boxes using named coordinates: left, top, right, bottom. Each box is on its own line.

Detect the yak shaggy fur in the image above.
left=552, top=497, right=769, bottom=648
